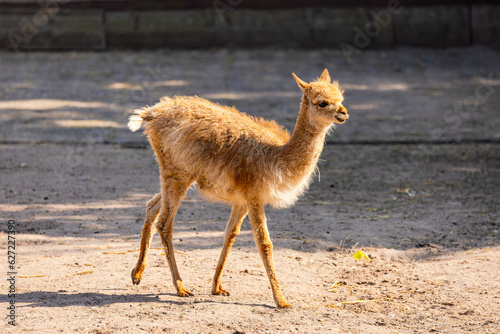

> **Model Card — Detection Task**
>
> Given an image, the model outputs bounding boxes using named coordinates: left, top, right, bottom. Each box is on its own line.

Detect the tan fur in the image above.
left=129, top=69, right=348, bottom=308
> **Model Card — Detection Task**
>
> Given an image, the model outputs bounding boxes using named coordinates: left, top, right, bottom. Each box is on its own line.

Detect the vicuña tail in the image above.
left=128, top=107, right=155, bottom=132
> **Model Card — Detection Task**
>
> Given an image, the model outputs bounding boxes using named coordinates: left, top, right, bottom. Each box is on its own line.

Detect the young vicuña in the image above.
left=128, top=69, right=348, bottom=308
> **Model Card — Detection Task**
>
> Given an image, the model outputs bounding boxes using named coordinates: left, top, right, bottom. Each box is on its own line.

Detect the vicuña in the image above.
left=128, top=69, right=348, bottom=308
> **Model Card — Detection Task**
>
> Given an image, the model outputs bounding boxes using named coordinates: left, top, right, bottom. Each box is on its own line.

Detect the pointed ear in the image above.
left=319, top=68, right=331, bottom=83
left=292, top=73, right=310, bottom=92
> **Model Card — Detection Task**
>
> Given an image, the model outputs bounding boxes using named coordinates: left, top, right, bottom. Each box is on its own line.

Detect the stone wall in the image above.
left=0, top=1, right=498, bottom=51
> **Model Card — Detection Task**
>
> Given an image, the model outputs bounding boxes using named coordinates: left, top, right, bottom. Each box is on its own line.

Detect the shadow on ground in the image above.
left=2, top=141, right=498, bottom=254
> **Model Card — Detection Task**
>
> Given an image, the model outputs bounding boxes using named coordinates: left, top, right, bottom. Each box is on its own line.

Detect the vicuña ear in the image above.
left=292, top=73, right=310, bottom=92
left=319, top=68, right=331, bottom=83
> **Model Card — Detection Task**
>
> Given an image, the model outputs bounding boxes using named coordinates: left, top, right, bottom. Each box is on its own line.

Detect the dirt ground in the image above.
left=1, top=48, right=499, bottom=333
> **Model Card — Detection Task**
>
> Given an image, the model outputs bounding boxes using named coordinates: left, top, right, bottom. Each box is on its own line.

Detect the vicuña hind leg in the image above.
left=131, top=193, right=162, bottom=285
left=156, top=177, right=193, bottom=297
left=248, top=204, right=291, bottom=309
left=212, top=204, right=248, bottom=296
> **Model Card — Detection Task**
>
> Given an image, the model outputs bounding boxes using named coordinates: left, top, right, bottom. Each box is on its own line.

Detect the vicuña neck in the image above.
left=277, top=98, right=328, bottom=181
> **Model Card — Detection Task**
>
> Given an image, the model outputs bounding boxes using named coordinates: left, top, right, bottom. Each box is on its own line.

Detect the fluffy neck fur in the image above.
left=269, top=96, right=331, bottom=208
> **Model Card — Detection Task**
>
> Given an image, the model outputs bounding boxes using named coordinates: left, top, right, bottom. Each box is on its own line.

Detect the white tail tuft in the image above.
left=128, top=114, right=144, bottom=132
left=128, top=107, right=155, bottom=132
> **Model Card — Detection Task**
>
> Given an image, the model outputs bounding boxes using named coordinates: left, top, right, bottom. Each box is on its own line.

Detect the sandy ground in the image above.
left=1, top=48, right=499, bottom=333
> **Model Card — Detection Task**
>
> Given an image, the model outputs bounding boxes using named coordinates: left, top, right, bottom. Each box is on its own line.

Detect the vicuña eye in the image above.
left=318, top=101, right=328, bottom=108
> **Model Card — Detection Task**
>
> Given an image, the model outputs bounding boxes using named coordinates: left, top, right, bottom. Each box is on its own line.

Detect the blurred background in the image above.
left=0, top=0, right=499, bottom=145
left=0, top=0, right=499, bottom=50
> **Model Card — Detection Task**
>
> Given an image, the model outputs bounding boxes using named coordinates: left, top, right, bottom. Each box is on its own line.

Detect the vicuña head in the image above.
left=128, top=69, right=349, bottom=309
left=292, top=68, right=348, bottom=131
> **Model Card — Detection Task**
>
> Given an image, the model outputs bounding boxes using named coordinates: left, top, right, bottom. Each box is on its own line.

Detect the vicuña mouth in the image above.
left=335, top=116, right=347, bottom=123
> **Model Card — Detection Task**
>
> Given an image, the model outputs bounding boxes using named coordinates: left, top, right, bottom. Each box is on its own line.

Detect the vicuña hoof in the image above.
left=131, top=268, right=141, bottom=285
left=212, top=289, right=230, bottom=296
left=277, top=301, right=292, bottom=309
left=177, top=289, right=194, bottom=297
left=177, top=288, right=194, bottom=297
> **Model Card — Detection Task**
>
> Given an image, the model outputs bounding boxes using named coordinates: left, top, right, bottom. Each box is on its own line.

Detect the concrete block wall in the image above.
left=394, top=6, right=470, bottom=46
left=0, top=1, right=498, bottom=51
left=105, top=8, right=395, bottom=49
left=472, top=5, right=500, bottom=45
left=0, top=9, right=104, bottom=51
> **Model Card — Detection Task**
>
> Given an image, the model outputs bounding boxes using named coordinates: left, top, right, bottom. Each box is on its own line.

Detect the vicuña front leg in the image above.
left=248, top=205, right=292, bottom=309
left=131, top=193, right=161, bottom=285
left=212, top=205, right=248, bottom=296
left=156, top=180, right=193, bottom=297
